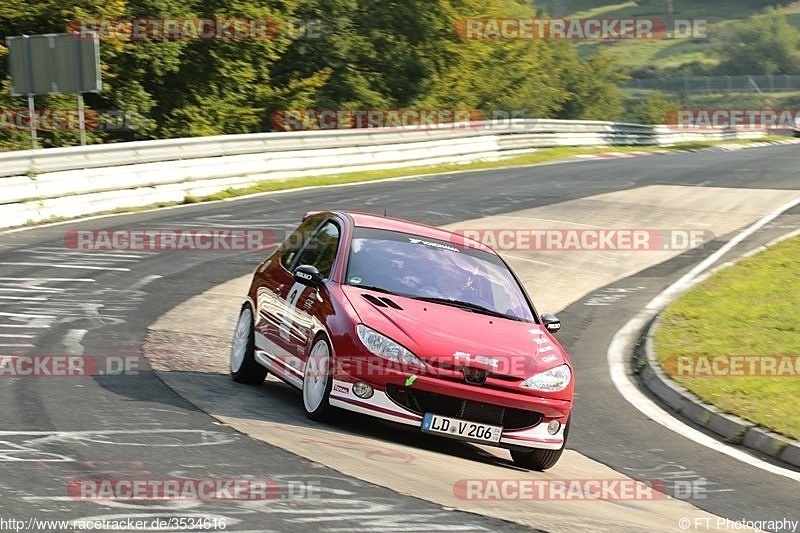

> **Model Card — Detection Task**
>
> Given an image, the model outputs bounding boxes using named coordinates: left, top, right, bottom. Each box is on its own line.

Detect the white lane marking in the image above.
left=0, top=441, right=73, bottom=462
left=608, top=195, right=800, bottom=482
left=30, top=247, right=151, bottom=259
left=129, top=274, right=162, bottom=290
left=0, top=295, right=47, bottom=301
left=63, top=329, right=87, bottom=355
left=0, top=262, right=129, bottom=271
left=0, top=287, right=66, bottom=294
left=0, top=343, right=35, bottom=347
left=0, top=324, right=50, bottom=328
left=585, top=286, right=646, bottom=306
left=30, top=254, right=143, bottom=263
left=0, top=333, right=35, bottom=338
left=0, top=277, right=95, bottom=281
left=0, top=311, right=56, bottom=318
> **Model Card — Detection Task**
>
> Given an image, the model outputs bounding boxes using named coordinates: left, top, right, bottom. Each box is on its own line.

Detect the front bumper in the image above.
left=329, top=363, right=572, bottom=450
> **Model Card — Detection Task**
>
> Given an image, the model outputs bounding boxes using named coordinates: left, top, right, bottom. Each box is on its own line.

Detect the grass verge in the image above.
left=653, top=235, right=800, bottom=440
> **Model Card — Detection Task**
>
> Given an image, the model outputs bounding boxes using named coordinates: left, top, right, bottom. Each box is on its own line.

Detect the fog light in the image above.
left=352, top=382, right=374, bottom=399
left=547, top=420, right=561, bottom=435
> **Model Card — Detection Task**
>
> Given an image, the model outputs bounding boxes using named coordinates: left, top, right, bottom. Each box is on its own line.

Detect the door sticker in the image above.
left=279, top=282, right=305, bottom=342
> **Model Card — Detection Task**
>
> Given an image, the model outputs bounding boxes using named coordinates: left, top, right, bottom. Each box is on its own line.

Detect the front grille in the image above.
left=427, top=361, right=522, bottom=383
left=385, top=385, right=542, bottom=430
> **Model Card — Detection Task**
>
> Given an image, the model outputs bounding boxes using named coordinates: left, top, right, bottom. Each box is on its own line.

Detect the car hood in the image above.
left=342, top=285, right=568, bottom=378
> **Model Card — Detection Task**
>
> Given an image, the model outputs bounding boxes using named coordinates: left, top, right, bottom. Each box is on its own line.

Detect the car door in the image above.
left=274, top=219, right=342, bottom=376
left=253, top=216, right=324, bottom=380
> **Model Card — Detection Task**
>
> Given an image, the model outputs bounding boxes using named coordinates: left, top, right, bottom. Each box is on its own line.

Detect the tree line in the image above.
left=0, top=0, right=626, bottom=149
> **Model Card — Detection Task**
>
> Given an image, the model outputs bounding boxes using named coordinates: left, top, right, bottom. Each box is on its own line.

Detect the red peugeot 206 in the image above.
left=231, top=211, right=574, bottom=470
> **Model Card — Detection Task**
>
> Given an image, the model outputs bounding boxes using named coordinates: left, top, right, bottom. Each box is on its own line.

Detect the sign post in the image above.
left=77, top=93, right=87, bottom=146
left=26, top=95, right=37, bottom=150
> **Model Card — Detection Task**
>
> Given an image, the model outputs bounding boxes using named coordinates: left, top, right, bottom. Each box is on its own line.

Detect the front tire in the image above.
left=302, top=334, right=336, bottom=421
left=511, top=418, right=570, bottom=471
left=230, top=305, right=267, bottom=384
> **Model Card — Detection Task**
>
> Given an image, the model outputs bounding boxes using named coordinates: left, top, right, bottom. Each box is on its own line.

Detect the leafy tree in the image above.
left=628, top=91, right=678, bottom=124
left=412, top=0, right=570, bottom=117
left=275, top=0, right=625, bottom=120
left=715, top=8, right=800, bottom=75
left=155, top=0, right=306, bottom=136
left=555, top=49, right=628, bottom=120
left=1, top=0, right=631, bottom=149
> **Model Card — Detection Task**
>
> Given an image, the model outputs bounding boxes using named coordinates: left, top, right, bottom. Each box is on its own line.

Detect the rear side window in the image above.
left=279, top=216, right=324, bottom=271
left=295, top=221, right=340, bottom=279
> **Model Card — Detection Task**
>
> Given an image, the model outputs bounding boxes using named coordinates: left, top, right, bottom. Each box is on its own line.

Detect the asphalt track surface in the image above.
left=0, top=145, right=798, bottom=531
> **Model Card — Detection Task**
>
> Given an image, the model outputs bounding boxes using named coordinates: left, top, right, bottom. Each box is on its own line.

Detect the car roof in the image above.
left=333, top=210, right=496, bottom=254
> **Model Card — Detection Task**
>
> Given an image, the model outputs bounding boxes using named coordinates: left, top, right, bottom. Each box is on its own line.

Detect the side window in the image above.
left=279, top=216, right=324, bottom=271
left=295, top=221, right=341, bottom=279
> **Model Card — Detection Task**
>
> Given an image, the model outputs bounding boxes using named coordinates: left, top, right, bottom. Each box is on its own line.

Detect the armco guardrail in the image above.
left=0, top=119, right=764, bottom=228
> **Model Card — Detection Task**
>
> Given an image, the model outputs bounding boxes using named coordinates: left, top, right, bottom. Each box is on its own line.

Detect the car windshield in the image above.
left=345, top=227, right=535, bottom=321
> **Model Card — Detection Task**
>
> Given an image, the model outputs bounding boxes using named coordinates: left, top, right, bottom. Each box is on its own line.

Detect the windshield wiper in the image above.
left=410, top=296, right=514, bottom=320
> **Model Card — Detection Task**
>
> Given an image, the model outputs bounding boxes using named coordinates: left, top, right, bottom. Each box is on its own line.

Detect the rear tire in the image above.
left=302, top=334, right=336, bottom=421
left=230, top=305, right=267, bottom=385
left=511, top=418, right=570, bottom=471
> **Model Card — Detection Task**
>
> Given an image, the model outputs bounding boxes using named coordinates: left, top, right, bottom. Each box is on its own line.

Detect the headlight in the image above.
left=356, top=324, right=425, bottom=369
left=521, top=364, right=571, bottom=392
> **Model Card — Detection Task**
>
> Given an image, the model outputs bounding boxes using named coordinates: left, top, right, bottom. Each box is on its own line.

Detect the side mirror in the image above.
left=294, top=265, right=324, bottom=287
left=541, top=313, right=561, bottom=334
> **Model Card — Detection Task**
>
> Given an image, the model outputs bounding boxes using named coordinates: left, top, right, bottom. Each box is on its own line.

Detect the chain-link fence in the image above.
left=624, top=75, right=800, bottom=93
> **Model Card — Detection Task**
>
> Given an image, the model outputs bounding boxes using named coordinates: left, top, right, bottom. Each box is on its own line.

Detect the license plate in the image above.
left=421, top=413, right=502, bottom=443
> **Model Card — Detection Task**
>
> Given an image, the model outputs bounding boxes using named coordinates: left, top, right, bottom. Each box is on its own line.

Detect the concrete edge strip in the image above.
left=608, top=196, right=800, bottom=481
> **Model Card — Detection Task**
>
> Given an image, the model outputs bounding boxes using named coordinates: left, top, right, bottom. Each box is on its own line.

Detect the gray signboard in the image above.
left=7, top=33, right=101, bottom=96
left=6, top=32, right=102, bottom=148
